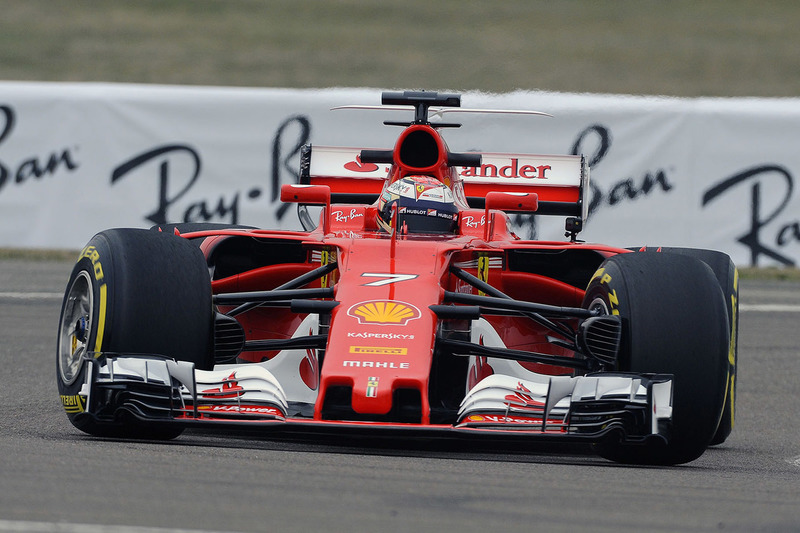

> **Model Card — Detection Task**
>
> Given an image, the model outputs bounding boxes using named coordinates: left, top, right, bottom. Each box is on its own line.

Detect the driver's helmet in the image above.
left=377, top=175, right=459, bottom=234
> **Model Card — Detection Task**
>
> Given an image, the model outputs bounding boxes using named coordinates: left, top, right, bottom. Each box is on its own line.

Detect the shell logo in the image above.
left=347, top=300, right=421, bottom=326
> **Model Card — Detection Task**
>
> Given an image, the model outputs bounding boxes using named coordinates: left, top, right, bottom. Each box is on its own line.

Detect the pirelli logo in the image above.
left=61, top=394, right=86, bottom=414
left=349, top=346, right=408, bottom=355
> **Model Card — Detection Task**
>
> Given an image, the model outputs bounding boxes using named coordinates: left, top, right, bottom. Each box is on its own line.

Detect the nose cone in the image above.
left=314, top=239, right=442, bottom=423
left=322, top=297, right=435, bottom=420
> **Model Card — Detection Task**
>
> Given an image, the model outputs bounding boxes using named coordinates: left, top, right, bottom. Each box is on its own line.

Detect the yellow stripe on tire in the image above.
left=94, top=283, right=107, bottom=355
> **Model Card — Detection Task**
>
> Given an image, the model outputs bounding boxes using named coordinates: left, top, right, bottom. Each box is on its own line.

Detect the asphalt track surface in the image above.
left=1, top=258, right=799, bottom=533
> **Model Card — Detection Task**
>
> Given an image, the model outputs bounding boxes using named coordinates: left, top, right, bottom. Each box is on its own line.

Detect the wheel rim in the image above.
left=58, top=271, right=93, bottom=385
left=587, top=296, right=610, bottom=315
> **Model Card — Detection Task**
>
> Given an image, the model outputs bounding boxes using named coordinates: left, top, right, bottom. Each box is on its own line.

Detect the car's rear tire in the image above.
left=56, top=229, right=213, bottom=439
left=635, top=247, right=738, bottom=445
left=582, top=252, right=729, bottom=465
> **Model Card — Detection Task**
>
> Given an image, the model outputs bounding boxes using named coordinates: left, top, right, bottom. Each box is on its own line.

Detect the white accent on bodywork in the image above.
left=193, top=365, right=288, bottom=411
left=95, top=356, right=289, bottom=412
left=544, top=376, right=579, bottom=421
left=459, top=374, right=556, bottom=414
left=651, top=380, right=674, bottom=433
left=216, top=313, right=321, bottom=405
left=93, top=314, right=323, bottom=415
left=467, top=317, right=556, bottom=389
left=97, top=357, right=175, bottom=386
left=360, top=273, right=419, bottom=287
left=458, top=373, right=657, bottom=429
left=166, top=360, right=197, bottom=396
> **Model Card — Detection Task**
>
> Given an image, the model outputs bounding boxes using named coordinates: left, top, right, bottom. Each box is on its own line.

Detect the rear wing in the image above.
left=298, top=144, right=590, bottom=221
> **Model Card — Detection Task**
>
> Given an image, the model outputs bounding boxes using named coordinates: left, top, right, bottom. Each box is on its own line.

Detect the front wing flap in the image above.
left=77, top=354, right=289, bottom=425
left=456, top=373, right=673, bottom=443
left=77, top=353, right=672, bottom=445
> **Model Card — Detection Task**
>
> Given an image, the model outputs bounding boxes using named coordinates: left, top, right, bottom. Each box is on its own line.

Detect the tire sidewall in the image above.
left=56, top=229, right=213, bottom=437
left=56, top=246, right=109, bottom=429
left=583, top=252, right=730, bottom=464
left=638, top=247, right=738, bottom=445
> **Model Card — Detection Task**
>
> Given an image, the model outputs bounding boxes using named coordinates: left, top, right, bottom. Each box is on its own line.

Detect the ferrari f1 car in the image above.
left=57, top=91, right=738, bottom=465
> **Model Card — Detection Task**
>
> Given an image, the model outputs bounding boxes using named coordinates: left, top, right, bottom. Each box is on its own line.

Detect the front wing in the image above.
left=73, top=353, right=673, bottom=446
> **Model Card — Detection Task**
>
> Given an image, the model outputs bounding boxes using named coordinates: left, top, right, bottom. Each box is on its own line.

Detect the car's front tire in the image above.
left=634, top=247, right=738, bottom=445
left=582, top=252, right=729, bottom=465
left=56, top=228, right=214, bottom=439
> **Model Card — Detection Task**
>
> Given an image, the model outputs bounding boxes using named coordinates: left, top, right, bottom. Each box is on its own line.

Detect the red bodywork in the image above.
left=182, top=116, right=626, bottom=427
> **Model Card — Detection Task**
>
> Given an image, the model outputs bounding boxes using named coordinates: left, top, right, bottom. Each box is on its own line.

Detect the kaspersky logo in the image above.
left=347, top=300, right=421, bottom=326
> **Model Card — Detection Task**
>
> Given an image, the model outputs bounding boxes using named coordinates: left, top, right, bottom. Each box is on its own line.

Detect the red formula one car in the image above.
left=56, top=91, right=738, bottom=465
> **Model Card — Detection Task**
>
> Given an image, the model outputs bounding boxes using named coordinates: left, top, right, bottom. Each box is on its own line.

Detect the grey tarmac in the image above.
left=1, top=258, right=798, bottom=533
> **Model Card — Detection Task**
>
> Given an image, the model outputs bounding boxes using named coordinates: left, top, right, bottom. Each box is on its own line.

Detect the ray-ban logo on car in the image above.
left=347, top=300, right=421, bottom=326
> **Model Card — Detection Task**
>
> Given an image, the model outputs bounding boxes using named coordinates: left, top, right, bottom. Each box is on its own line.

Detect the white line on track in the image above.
left=787, top=455, right=800, bottom=468
left=740, top=304, right=800, bottom=313
left=0, top=520, right=242, bottom=533
left=0, top=292, right=62, bottom=299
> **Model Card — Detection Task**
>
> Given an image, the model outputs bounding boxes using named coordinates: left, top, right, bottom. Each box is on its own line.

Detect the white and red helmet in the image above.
left=376, top=175, right=459, bottom=234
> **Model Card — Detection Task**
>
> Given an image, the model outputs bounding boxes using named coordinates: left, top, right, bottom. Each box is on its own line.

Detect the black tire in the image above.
left=56, top=229, right=214, bottom=439
left=635, top=247, right=738, bottom=445
left=583, top=252, right=729, bottom=465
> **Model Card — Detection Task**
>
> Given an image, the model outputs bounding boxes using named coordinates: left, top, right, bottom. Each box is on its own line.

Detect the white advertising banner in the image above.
left=0, top=81, right=799, bottom=266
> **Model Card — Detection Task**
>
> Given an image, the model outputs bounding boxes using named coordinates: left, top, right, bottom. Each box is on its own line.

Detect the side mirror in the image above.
left=280, top=184, right=332, bottom=235
left=484, top=191, right=539, bottom=212
left=483, top=192, right=538, bottom=241
left=280, top=184, right=331, bottom=205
